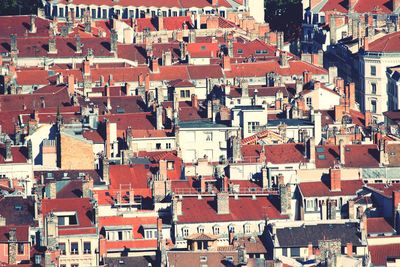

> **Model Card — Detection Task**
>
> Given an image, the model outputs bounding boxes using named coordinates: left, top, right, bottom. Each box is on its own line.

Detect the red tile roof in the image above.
left=369, top=244, right=400, bottom=266
left=0, top=226, right=29, bottom=243
left=0, top=146, right=28, bottom=164
left=241, top=144, right=308, bottom=164
left=369, top=31, right=400, bottom=53
left=177, top=196, right=287, bottom=223
left=109, top=164, right=152, bottom=190
left=0, top=16, right=50, bottom=38
left=54, top=0, right=232, bottom=8
left=298, top=180, right=363, bottom=197
left=365, top=183, right=400, bottom=198
left=99, top=216, right=157, bottom=239
left=224, top=60, right=327, bottom=78
left=320, top=0, right=392, bottom=13
left=367, top=217, right=395, bottom=234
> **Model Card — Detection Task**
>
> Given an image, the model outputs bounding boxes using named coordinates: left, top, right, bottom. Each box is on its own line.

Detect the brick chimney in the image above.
left=138, top=73, right=144, bottom=86
left=339, top=139, right=345, bottom=165
left=329, top=167, right=341, bottom=191
left=346, top=243, right=353, bottom=256
left=314, top=81, right=321, bottom=90
left=334, top=104, right=345, bottom=123
left=261, top=167, right=269, bottom=189
left=348, top=82, right=356, bottom=109
left=279, top=51, right=289, bottom=68
left=102, top=157, right=110, bottom=184
left=151, top=57, right=160, bottom=73
left=191, top=94, right=198, bottom=110
left=308, top=137, right=316, bottom=162
left=159, top=159, right=167, bottom=180
left=216, top=192, right=229, bottom=214
left=200, top=176, right=206, bottom=193
left=363, top=36, right=369, bottom=51
left=241, top=79, right=249, bottom=97
left=8, top=228, right=17, bottom=265
left=67, top=74, right=75, bottom=96
left=83, top=59, right=91, bottom=76
left=222, top=55, right=231, bottom=71
left=145, top=73, right=150, bottom=92
left=308, top=243, right=313, bottom=257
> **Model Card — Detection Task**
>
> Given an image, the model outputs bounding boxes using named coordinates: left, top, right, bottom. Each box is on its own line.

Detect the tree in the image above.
left=264, top=0, right=303, bottom=41
left=0, top=0, right=38, bottom=16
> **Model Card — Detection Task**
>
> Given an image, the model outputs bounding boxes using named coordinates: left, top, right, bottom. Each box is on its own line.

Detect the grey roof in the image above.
left=104, top=256, right=157, bottom=267
left=232, top=105, right=265, bottom=110
left=179, top=120, right=230, bottom=129
left=268, top=119, right=314, bottom=127
left=276, top=223, right=362, bottom=247
left=127, top=157, right=152, bottom=165
left=0, top=196, right=35, bottom=226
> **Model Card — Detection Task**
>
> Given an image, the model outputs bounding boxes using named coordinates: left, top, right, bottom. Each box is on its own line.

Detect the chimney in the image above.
left=105, top=120, right=111, bottom=158
left=0, top=215, right=6, bottom=226
left=48, top=32, right=57, bottom=54
left=339, top=139, right=345, bottom=165
left=207, top=100, right=213, bottom=119
left=172, top=196, right=182, bottom=221
left=162, top=50, right=172, bottom=66
left=308, top=243, right=313, bottom=257
left=330, top=15, right=337, bottom=44
left=4, top=139, right=12, bottom=162
left=348, top=200, right=355, bottom=219
left=328, top=66, right=338, bottom=84
left=216, top=192, right=229, bottom=214
left=379, top=139, right=388, bottom=166
left=200, top=176, right=206, bottom=193
left=145, top=73, right=150, bottom=92
left=138, top=73, right=144, bottom=87
left=329, top=167, right=341, bottom=191
left=30, top=15, right=37, bottom=33
left=8, top=228, right=17, bottom=265
left=83, top=59, right=91, bottom=76
left=346, top=243, right=353, bottom=256
left=279, top=184, right=291, bottom=215
left=308, top=137, right=316, bottom=162
left=361, top=213, right=368, bottom=241
left=261, top=166, right=269, bottom=189
left=363, top=36, right=369, bottom=51
left=158, top=15, right=164, bottom=31
left=49, top=181, right=57, bottom=199
left=364, top=110, right=372, bottom=127
left=27, top=139, right=33, bottom=162
left=10, top=34, right=18, bottom=54
left=156, top=106, right=163, bottom=130
left=303, top=71, right=312, bottom=84
left=75, top=34, right=82, bottom=53
left=82, top=176, right=93, bottom=198
left=348, top=82, right=356, bottom=109
left=334, top=104, right=345, bottom=123
left=223, top=176, right=229, bottom=192
left=279, top=51, right=289, bottom=68
left=295, top=79, right=303, bottom=96
left=110, top=29, right=118, bottom=53
left=329, top=199, right=337, bottom=219
left=179, top=41, right=187, bottom=61
left=102, top=157, right=110, bottom=184
left=67, top=74, right=75, bottom=95
left=151, top=57, right=160, bottom=73
left=191, top=94, right=198, bottom=110
left=241, top=79, right=249, bottom=97
left=222, top=55, right=231, bottom=71
left=159, top=159, right=167, bottom=180
left=84, top=10, right=92, bottom=33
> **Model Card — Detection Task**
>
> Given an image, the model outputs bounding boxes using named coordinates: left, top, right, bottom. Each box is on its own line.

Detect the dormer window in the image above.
left=167, top=161, right=175, bottom=170
left=182, top=227, right=189, bottom=237
left=237, top=49, right=243, bottom=54
left=198, top=225, right=205, bottom=234
left=213, top=225, right=220, bottom=235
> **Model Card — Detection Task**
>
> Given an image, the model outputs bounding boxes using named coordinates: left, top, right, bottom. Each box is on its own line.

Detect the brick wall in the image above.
left=60, top=133, right=94, bottom=170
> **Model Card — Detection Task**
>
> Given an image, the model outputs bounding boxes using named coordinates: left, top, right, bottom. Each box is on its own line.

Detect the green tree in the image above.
left=265, top=0, right=302, bottom=41
left=0, top=0, right=38, bottom=16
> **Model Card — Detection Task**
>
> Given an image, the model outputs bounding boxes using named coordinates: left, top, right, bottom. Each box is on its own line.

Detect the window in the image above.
left=371, top=83, right=377, bottom=94
left=200, top=256, right=207, bottom=262
left=180, top=90, right=186, bottom=98
left=17, top=243, right=24, bottom=254
left=145, top=230, right=157, bottom=239
left=60, top=265, right=66, bottom=267
left=205, top=132, right=213, bottom=141
left=167, top=161, right=175, bottom=170
left=291, top=247, right=300, bottom=257
left=182, top=228, right=189, bottom=237
left=166, top=143, right=171, bottom=149
left=156, top=143, right=161, bottom=150
left=282, top=247, right=288, bottom=256
left=237, top=49, right=243, bottom=54
left=213, top=226, right=220, bottom=235
left=58, top=216, right=65, bottom=226
left=180, top=90, right=190, bottom=98
left=306, top=97, right=312, bottom=107
left=371, top=100, right=377, bottom=113
left=306, top=199, right=314, bottom=211
left=248, top=122, right=260, bottom=133
left=244, top=224, right=251, bottom=234
left=59, top=243, right=66, bottom=255
left=228, top=224, right=235, bottom=233
left=71, top=264, right=79, bottom=267
left=370, top=65, right=376, bottom=76
left=70, top=242, right=79, bottom=255
left=198, top=226, right=205, bottom=234
left=83, top=242, right=91, bottom=254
